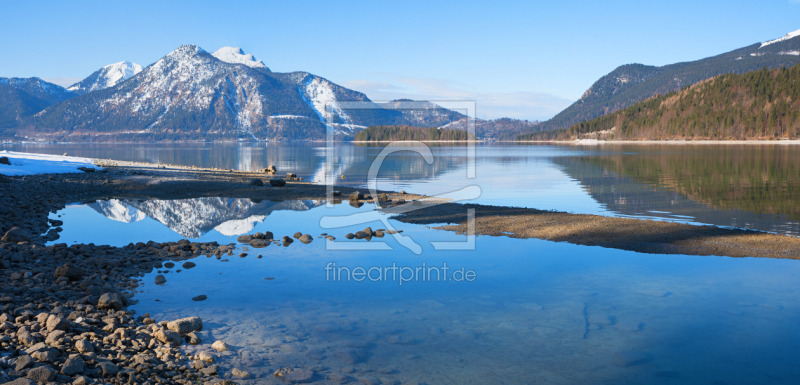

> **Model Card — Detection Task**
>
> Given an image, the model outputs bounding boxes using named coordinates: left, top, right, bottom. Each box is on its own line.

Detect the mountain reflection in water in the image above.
left=87, top=198, right=324, bottom=238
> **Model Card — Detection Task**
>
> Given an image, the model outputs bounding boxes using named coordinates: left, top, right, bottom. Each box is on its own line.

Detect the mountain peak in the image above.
left=760, top=28, right=800, bottom=48
left=212, top=46, right=268, bottom=69
left=67, top=60, right=143, bottom=94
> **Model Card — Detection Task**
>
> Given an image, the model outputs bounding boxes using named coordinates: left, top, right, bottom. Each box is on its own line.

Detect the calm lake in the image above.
left=5, top=142, right=800, bottom=384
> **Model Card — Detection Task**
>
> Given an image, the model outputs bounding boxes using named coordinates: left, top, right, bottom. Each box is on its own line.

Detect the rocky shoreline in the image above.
left=0, top=162, right=417, bottom=385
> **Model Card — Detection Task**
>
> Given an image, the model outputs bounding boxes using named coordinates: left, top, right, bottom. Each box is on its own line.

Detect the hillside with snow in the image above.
left=68, top=61, right=143, bottom=95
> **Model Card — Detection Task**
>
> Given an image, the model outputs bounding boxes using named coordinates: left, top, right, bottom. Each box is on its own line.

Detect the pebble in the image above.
left=212, top=340, right=229, bottom=352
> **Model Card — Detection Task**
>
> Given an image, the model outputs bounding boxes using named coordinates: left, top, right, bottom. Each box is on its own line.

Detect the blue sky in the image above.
left=2, top=0, right=799, bottom=120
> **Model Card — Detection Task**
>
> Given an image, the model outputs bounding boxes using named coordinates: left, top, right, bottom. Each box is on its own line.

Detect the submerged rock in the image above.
left=250, top=178, right=264, bottom=186
left=611, top=350, right=648, bottom=367
left=334, top=348, right=366, bottom=364
left=270, top=178, right=286, bottom=187
left=274, top=367, right=314, bottom=383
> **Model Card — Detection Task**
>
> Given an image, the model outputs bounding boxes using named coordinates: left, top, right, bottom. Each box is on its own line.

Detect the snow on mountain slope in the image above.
left=0, top=77, right=75, bottom=104
left=101, top=45, right=266, bottom=136
left=761, top=29, right=800, bottom=48
left=68, top=61, right=143, bottom=94
left=212, top=47, right=269, bottom=69
left=301, top=76, right=352, bottom=125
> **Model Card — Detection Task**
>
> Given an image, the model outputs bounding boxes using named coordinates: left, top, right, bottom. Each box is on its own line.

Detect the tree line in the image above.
left=355, top=125, right=474, bottom=141
left=519, top=64, right=800, bottom=141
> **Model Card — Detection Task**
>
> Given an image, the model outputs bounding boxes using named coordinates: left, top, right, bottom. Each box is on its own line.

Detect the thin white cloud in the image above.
left=340, top=77, right=573, bottom=121
left=41, top=77, right=82, bottom=88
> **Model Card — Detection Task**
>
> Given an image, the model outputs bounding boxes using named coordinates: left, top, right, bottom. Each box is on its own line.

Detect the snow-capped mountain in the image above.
left=12, top=44, right=464, bottom=141
left=68, top=61, right=143, bottom=95
left=212, top=47, right=269, bottom=69
left=89, top=197, right=324, bottom=238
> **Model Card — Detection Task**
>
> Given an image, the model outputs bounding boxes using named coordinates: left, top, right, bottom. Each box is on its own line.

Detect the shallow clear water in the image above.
left=7, top=142, right=800, bottom=235
left=12, top=141, right=800, bottom=383
left=48, top=198, right=800, bottom=384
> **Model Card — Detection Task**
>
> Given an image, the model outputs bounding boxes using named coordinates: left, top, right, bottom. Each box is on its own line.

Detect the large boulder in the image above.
left=0, top=156, right=10, bottom=165
left=75, top=339, right=94, bottom=353
left=26, top=365, right=56, bottom=382
left=97, top=361, right=119, bottom=376
left=166, top=317, right=203, bottom=334
left=269, top=178, right=286, bottom=187
left=298, top=234, right=313, bottom=244
left=154, top=328, right=182, bottom=346
left=250, top=178, right=263, bottom=186
left=61, top=356, right=85, bottom=376
left=97, top=292, right=125, bottom=311
left=2, top=227, right=31, bottom=243
left=45, top=315, right=69, bottom=332
left=54, top=263, right=83, bottom=281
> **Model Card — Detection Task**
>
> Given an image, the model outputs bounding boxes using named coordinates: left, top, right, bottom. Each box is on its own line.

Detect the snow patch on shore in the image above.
left=0, top=151, right=101, bottom=176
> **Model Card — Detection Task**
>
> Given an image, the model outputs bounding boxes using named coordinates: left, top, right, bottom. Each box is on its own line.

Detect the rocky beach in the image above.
left=0, top=160, right=417, bottom=385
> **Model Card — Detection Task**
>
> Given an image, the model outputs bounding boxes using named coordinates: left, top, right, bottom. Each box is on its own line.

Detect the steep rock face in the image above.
left=68, top=61, right=143, bottom=95
left=534, top=29, right=800, bottom=133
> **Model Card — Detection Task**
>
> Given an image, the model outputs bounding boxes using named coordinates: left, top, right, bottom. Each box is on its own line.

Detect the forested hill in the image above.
left=355, top=125, right=474, bottom=141
left=522, top=29, right=800, bottom=135
left=518, top=64, right=800, bottom=141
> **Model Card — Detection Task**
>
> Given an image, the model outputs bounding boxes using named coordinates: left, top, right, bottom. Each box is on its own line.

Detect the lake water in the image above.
left=6, top=141, right=800, bottom=384
left=5, top=142, right=800, bottom=235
